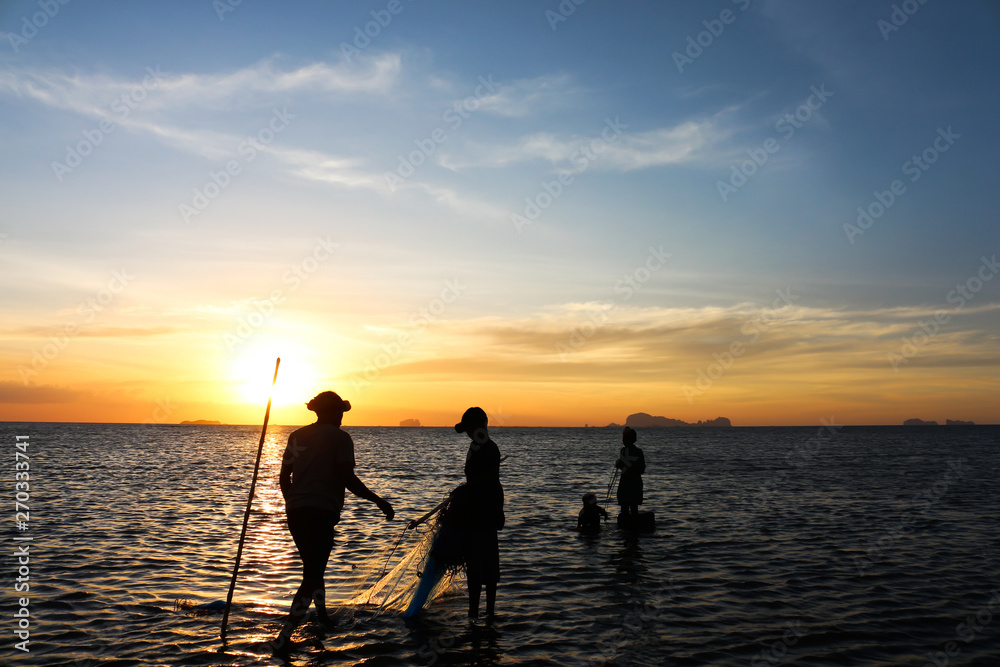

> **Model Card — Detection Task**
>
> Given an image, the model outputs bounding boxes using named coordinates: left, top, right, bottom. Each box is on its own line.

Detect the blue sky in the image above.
left=1, top=0, right=998, bottom=425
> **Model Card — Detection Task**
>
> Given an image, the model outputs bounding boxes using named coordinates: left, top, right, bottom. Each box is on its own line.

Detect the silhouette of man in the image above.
left=272, top=391, right=394, bottom=653
left=454, top=406, right=504, bottom=620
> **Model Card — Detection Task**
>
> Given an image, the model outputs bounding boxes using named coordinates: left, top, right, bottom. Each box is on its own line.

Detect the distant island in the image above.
left=398, top=419, right=421, bottom=427
left=180, top=420, right=222, bottom=425
left=621, top=413, right=732, bottom=428
left=904, top=418, right=977, bottom=426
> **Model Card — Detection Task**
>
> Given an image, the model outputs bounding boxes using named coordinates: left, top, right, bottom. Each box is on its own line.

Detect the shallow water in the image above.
left=3, top=422, right=999, bottom=666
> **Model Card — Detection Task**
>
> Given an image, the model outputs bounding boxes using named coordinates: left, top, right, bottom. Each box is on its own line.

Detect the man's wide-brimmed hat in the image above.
left=307, top=391, right=351, bottom=413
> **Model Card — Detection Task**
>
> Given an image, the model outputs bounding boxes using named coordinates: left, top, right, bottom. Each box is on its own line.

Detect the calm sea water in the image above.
left=2, top=422, right=998, bottom=666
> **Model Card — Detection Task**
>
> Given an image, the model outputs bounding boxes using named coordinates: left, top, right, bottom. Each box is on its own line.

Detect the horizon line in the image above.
left=2, top=420, right=996, bottom=428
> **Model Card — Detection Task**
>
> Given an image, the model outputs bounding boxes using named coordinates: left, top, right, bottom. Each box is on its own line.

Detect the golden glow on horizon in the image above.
left=1, top=301, right=997, bottom=426
left=230, top=339, right=325, bottom=408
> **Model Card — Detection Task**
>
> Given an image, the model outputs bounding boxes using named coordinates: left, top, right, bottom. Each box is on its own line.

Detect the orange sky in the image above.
left=4, top=301, right=998, bottom=426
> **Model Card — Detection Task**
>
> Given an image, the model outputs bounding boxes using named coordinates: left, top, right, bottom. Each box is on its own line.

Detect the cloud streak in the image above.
left=0, top=381, right=86, bottom=404
left=0, top=54, right=524, bottom=221
left=0, top=54, right=401, bottom=116
left=345, top=301, right=1000, bottom=388
left=474, top=73, right=578, bottom=118
left=438, top=119, right=725, bottom=172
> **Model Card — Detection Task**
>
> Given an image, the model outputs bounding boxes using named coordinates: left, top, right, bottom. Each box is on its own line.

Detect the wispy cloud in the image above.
left=438, top=119, right=725, bottom=172
left=0, top=54, right=402, bottom=158
left=475, top=73, right=578, bottom=117
left=0, top=55, right=410, bottom=193
left=10, top=326, right=176, bottom=338
left=353, top=301, right=1000, bottom=384
left=411, top=183, right=507, bottom=221
left=273, top=146, right=389, bottom=192
left=0, top=54, right=520, bottom=222
left=0, top=54, right=401, bottom=115
left=157, top=55, right=403, bottom=105
left=0, top=381, right=86, bottom=403
left=265, top=145, right=507, bottom=219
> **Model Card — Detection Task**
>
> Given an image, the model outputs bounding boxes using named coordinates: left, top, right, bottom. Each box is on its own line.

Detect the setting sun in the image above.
left=231, top=341, right=323, bottom=408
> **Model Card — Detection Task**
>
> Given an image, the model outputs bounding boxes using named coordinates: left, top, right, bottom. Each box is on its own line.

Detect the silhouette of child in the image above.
left=577, top=492, right=608, bottom=531
left=616, top=426, right=646, bottom=517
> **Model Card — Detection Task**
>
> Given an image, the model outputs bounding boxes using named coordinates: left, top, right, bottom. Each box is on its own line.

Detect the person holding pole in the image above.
left=616, top=426, right=646, bottom=518
left=272, top=391, right=394, bottom=653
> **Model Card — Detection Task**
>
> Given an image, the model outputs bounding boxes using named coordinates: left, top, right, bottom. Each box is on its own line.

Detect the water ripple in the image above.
left=2, top=423, right=998, bottom=665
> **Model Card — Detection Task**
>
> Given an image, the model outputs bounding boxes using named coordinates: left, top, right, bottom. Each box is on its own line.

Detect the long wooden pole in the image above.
left=221, top=357, right=280, bottom=643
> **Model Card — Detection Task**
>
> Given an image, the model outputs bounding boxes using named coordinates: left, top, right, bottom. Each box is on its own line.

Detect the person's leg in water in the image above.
left=477, top=528, right=500, bottom=621
left=466, top=531, right=498, bottom=620
left=309, top=534, right=333, bottom=625
left=288, top=544, right=333, bottom=625
left=274, top=509, right=334, bottom=651
left=484, top=581, right=497, bottom=619
left=468, top=575, right=482, bottom=619
left=468, top=580, right=497, bottom=620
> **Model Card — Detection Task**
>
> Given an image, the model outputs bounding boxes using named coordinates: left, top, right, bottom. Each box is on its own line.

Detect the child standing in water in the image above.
left=577, top=492, right=608, bottom=531
left=616, top=426, right=646, bottom=517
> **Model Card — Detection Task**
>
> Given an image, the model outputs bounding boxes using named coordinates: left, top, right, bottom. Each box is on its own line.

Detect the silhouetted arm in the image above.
left=341, top=464, right=394, bottom=520
left=279, top=454, right=292, bottom=499
left=343, top=469, right=378, bottom=501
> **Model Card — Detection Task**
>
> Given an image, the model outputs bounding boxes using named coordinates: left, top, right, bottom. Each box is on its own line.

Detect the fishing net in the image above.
left=332, top=512, right=462, bottom=616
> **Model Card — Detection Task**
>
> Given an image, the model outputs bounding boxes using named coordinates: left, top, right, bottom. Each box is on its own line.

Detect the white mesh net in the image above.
left=333, top=514, right=460, bottom=617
